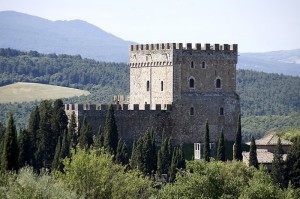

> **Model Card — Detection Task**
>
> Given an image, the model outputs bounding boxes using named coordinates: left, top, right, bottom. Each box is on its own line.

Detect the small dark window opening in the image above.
left=191, top=61, right=194, bottom=68
left=161, top=81, right=164, bottom=91
left=190, top=107, right=194, bottom=116
left=216, top=79, right=221, bottom=88
left=202, top=61, right=206, bottom=68
left=147, top=81, right=150, bottom=91
left=189, top=78, right=195, bottom=88
left=220, top=107, right=224, bottom=116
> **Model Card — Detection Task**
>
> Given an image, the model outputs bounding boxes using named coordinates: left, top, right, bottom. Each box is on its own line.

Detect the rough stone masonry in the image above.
left=65, top=43, right=240, bottom=145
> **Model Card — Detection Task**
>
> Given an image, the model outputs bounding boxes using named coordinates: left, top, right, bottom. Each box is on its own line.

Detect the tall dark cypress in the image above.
left=169, top=147, right=179, bottom=183
left=104, top=105, right=118, bottom=154
left=233, top=114, right=243, bottom=161
left=1, top=113, right=19, bottom=171
left=35, top=100, right=53, bottom=169
left=0, top=122, right=4, bottom=159
left=68, top=111, right=77, bottom=150
left=27, top=106, right=40, bottom=167
left=142, top=129, right=157, bottom=175
left=271, top=137, right=285, bottom=188
left=203, top=120, right=210, bottom=162
left=96, top=125, right=104, bottom=148
left=249, top=136, right=258, bottom=169
left=18, top=128, right=32, bottom=167
left=285, top=137, right=300, bottom=188
left=52, top=136, right=62, bottom=170
left=217, top=128, right=225, bottom=161
left=78, top=116, right=93, bottom=148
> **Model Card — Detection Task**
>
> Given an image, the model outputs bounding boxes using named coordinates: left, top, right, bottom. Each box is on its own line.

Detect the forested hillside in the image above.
left=0, top=48, right=300, bottom=139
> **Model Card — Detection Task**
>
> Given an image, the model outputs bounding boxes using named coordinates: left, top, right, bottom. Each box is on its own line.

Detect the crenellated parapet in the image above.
left=130, top=43, right=237, bottom=52
left=129, top=43, right=237, bottom=68
left=64, top=103, right=172, bottom=112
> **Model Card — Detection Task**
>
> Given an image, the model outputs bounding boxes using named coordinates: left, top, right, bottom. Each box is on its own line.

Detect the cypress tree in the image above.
left=115, top=138, right=123, bottom=163
left=169, top=147, right=179, bottom=183
left=121, top=142, right=129, bottom=165
left=96, top=125, right=104, bottom=148
left=130, top=139, right=143, bottom=170
left=178, top=145, right=186, bottom=169
left=159, top=134, right=172, bottom=175
left=142, top=129, right=157, bottom=175
left=271, top=137, right=285, bottom=188
left=217, top=128, right=225, bottom=161
left=78, top=116, right=93, bottom=148
left=35, top=100, right=54, bottom=169
left=68, top=111, right=77, bottom=150
left=286, top=137, right=300, bottom=188
left=249, top=136, right=258, bottom=169
left=233, top=114, right=243, bottom=161
left=18, top=128, right=32, bottom=168
left=60, top=130, right=70, bottom=160
left=104, top=105, right=118, bottom=154
left=51, top=99, right=68, bottom=153
left=157, top=150, right=162, bottom=177
left=0, top=122, right=4, bottom=160
left=1, top=113, right=19, bottom=171
left=52, top=136, right=61, bottom=170
left=203, top=120, right=210, bottom=162
left=27, top=106, right=40, bottom=167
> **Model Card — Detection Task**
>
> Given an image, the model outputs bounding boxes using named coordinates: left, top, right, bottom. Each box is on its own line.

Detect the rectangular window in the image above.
left=147, top=81, right=150, bottom=91
left=161, top=81, right=163, bottom=91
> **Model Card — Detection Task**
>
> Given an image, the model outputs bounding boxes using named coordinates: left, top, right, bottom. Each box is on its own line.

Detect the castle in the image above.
left=65, top=43, right=240, bottom=145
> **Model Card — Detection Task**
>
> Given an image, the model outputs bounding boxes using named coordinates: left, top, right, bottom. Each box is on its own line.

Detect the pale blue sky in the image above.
left=1, top=0, right=299, bottom=52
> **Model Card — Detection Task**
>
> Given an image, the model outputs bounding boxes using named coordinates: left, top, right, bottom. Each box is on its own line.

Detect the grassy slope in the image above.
left=0, top=82, right=90, bottom=103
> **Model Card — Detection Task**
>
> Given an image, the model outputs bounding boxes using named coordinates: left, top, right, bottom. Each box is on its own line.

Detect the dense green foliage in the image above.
left=286, top=137, right=300, bottom=188
left=237, top=69, right=300, bottom=116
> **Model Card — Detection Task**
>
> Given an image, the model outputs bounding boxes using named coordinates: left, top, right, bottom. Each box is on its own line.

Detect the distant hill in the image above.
left=0, top=11, right=134, bottom=62
left=238, top=49, right=300, bottom=76
left=0, top=10, right=299, bottom=75
left=0, top=82, right=90, bottom=103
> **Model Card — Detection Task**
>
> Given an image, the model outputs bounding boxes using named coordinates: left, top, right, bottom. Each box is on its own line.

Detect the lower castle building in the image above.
left=65, top=43, right=240, bottom=145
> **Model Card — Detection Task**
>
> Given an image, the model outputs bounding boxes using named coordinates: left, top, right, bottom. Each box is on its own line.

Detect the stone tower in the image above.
left=129, top=43, right=240, bottom=143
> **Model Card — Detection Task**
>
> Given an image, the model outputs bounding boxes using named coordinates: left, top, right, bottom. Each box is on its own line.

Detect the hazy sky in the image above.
left=1, top=0, right=300, bottom=52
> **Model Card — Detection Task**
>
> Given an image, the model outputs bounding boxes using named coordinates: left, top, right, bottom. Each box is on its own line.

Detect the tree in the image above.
left=18, top=129, right=32, bottom=167
left=142, top=129, right=157, bottom=175
left=249, top=136, right=258, bottom=169
left=203, top=120, right=210, bottom=162
left=1, top=113, right=19, bottom=171
left=52, top=136, right=61, bottom=170
left=285, top=137, right=300, bottom=188
left=216, top=128, right=225, bottom=161
left=104, top=105, right=118, bottom=154
left=51, top=99, right=68, bottom=154
left=234, top=114, right=243, bottom=161
left=115, top=138, right=129, bottom=165
left=157, top=132, right=172, bottom=176
left=68, top=111, right=77, bottom=150
left=271, top=137, right=285, bottom=188
left=78, top=116, right=93, bottom=148
left=27, top=106, right=40, bottom=167
left=95, top=125, right=104, bottom=148
left=35, top=100, right=53, bottom=169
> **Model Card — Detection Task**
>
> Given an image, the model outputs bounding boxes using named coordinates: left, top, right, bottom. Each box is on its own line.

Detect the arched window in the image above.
left=219, top=107, right=224, bottom=116
left=216, top=78, right=221, bottom=88
left=189, top=78, right=195, bottom=89
left=147, top=81, right=150, bottom=91
left=190, top=107, right=194, bottom=116
left=161, top=81, right=164, bottom=91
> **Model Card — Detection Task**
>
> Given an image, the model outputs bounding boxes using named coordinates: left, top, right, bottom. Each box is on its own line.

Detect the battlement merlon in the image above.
left=129, top=43, right=238, bottom=53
